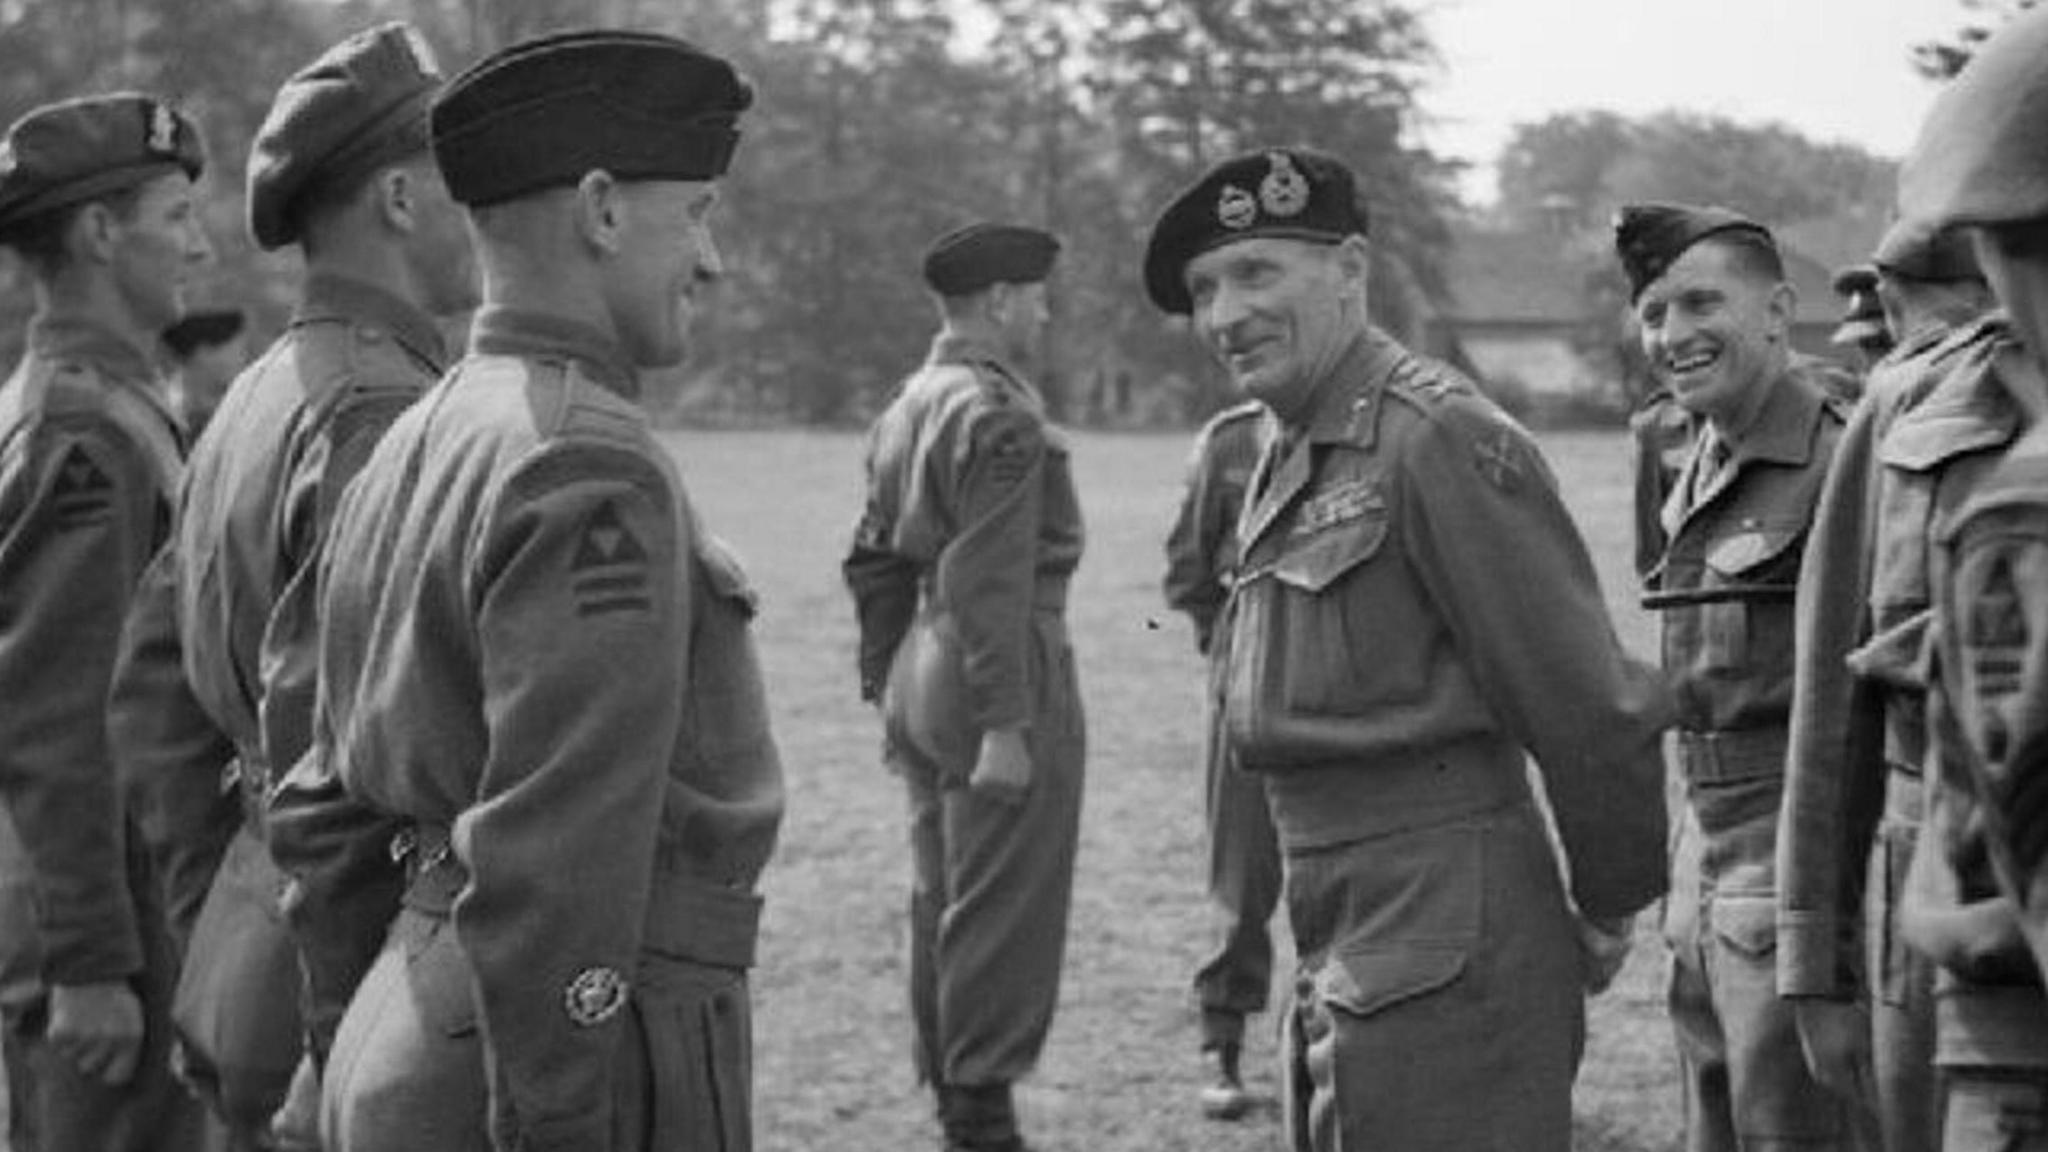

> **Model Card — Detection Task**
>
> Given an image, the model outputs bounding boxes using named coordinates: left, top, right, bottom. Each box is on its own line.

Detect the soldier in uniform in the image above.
left=158, top=308, right=246, bottom=439
left=265, top=30, right=784, bottom=1152
left=1892, top=8, right=2048, bottom=1145
left=1616, top=202, right=1856, bottom=1152
left=1778, top=219, right=1997, bottom=1152
left=1142, top=146, right=1671, bottom=1152
left=843, top=222, right=1084, bottom=1152
left=1160, top=399, right=1279, bottom=1119
left=106, top=24, right=471, bottom=1150
left=1830, top=264, right=1896, bottom=373
left=0, top=93, right=212, bottom=1152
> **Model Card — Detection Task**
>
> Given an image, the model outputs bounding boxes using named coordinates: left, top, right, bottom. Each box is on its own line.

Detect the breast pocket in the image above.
left=1268, top=510, right=1391, bottom=715
left=1694, top=519, right=1804, bottom=677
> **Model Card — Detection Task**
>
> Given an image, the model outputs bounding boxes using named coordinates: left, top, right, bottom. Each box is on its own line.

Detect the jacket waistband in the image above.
left=920, top=572, right=1070, bottom=614
left=1675, top=727, right=1786, bottom=785
left=1262, top=734, right=1529, bottom=853
left=396, top=824, right=763, bottom=971
left=1934, top=978, right=2048, bottom=1069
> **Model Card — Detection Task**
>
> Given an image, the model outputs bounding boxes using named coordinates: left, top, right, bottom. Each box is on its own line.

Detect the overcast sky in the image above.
left=1420, top=0, right=1970, bottom=202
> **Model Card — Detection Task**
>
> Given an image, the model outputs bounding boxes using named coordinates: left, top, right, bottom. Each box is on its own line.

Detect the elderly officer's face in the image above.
left=1635, top=240, right=1793, bottom=425
left=611, top=178, right=723, bottom=369
left=1186, top=236, right=1362, bottom=421
left=111, top=171, right=212, bottom=333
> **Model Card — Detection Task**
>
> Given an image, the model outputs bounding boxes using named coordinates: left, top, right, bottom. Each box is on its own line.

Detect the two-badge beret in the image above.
left=1143, top=147, right=1369, bottom=315
left=921, top=223, right=1060, bottom=296
left=1613, top=202, right=1775, bottom=302
left=0, top=94, right=203, bottom=234
left=1873, top=217, right=1983, bottom=284
left=431, top=29, right=751, bottom=208
left=247, top=23, right=443, bottom=251
left=1899, top=5, right=2048, bottom=231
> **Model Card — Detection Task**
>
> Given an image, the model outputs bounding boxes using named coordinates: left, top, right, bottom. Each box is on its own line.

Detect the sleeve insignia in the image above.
left=50, top=443, right=113, bottom=531
left=1963, top=553, right=2027, bottom=703
left=570, top=499, right=652, bottom=618
left=563, top=966, right=629, bottom=1027
left=1471, top=427, right=1528, bottom=493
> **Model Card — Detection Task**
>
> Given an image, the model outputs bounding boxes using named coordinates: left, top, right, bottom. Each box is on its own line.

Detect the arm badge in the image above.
left=564, top=966, right=629, bottom=1027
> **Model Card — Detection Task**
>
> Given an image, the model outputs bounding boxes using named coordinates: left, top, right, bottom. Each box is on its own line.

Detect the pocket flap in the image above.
left=1318, top=943, right=1468, bottom=1020
left=1709, top=893, right=1777, bottom=959
left=1272, top=506, right=1389, bottom=593
left=1704, top=521, right=1803, bottom=577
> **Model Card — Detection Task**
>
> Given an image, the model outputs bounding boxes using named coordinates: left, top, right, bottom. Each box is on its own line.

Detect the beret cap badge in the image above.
left=1258, top=151, right=1309, bottom=218
left=1216, top=184, right=1256, bottom=230
left=147, top=102, right=179, bottom=156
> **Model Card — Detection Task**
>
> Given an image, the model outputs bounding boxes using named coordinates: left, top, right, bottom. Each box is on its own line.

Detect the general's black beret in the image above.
left=1143, top=147, right=1368, bottom=315
left=921, top=223, right=1060, bottom=296
left=0, top=94, right=204, bottom=234
left=1873, top=218, right=1982, bottom=283
left=1900, top=5, right=2048, bottom=230
left=1613, top=203, right=1776, bottom=302
left=247, top=23, right=443, bottom=250
left=162, top=309, right=246, bottom=358
left=431, top=29, right=751, bottom=208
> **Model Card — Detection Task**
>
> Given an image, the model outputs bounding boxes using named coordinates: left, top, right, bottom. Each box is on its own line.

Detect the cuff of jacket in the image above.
left=1776, top=912, right=1858, bottom=998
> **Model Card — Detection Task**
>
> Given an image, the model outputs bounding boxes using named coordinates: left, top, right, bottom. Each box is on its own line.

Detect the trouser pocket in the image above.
left=624, top=963, right=753, bottom=1152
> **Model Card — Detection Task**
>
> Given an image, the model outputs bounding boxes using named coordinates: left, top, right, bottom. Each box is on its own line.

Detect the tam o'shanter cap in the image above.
left=1613, top=202, right=1775, bottom=302
left=922, top=223, right=1060, bottom=296
left=247, top=22, right=444, bottom=250
left=1899, top=5, right=2048, bottom=230
left=431, top=29, right=751, bottom=208
left=1872, top=217, right=1983, bottom=283
left=1143, top=147, right=1369, bottom=315
left=0, top=94, right=204, bottom=234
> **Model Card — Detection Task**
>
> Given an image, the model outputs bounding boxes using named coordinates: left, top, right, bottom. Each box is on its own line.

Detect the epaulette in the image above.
left=1382, top=354, right=1474, bottom=413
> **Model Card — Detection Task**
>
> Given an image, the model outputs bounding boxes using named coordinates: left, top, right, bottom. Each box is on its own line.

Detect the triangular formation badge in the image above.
left=572, top=500, right=648, bottom=571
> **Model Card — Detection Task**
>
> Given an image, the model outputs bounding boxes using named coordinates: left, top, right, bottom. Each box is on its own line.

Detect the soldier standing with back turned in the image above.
left=844, top=222, right=1085, bottom=1152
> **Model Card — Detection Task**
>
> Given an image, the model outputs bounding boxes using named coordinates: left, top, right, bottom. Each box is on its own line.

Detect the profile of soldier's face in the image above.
left=1184, top=235, right=1362, bottom=421
left=108, top=171, right=214, bottom=334
left=609, top=178, right=723, bottom=370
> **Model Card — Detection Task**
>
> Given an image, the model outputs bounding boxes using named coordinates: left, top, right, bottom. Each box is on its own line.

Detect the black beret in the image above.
left=1613, top=202, right=1776, bottom=302
left=921, top=223, right=1060, bottom=296
left=247, top=23, right=443, bottom=250
left=162, top=308, right=246, bottom=358
left=0, top=94, right=204, bottom=234
left=1873, top=218, right=1982, bottom=283
left=1143, top=147, right=1368, bottom=315
left=1900, top=5, right=2048, bottom=230
left=431, top=29, right=751, bottom=208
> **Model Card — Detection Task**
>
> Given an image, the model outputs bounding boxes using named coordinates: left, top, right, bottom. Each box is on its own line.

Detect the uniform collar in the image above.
left=1298, top=327, right=1405, bottom=448
left=27, top=311, right=161, bottom=386
left=927, top=328, right=1040, bottom=407
left=295, top=272, right=449, bottom=372
left=468, top=306, right=638, bottom=400
left=1718, top=363, right=1827, bottom=468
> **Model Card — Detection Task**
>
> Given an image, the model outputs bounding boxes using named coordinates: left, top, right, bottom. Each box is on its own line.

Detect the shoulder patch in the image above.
left=1470, top=424, right=1531, bottom=493
left=49, top=442, right=114, bottom=531
left=570, top=499, right=652, bottom=618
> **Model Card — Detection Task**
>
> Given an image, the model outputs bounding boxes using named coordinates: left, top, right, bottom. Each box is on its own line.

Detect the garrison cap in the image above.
left=1899, top=5, right=2048, bottom=230
left=1613, top=203, right=1776, bottom=302
left=1873, top=217, right=1983, bottom=283
left=921, top=223, right=1060, bottom=296
left=247, top=23, right=444, bottom=250
left=0, top=94, right=203, bottom=234
left=1143, top=147, right=1369, bottom=315
left=162, top=308, right=246, bottom=359
left=431, top=29, right=751, bottom=208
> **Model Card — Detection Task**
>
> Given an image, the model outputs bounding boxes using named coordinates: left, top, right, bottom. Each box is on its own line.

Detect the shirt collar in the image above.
left=467, top=306, right=638, bottom=400
left=27, top=311, right=161, bottom=386
left=295, top=272, right=449, bottom=372
left=927, top=329, right=1039, bottom=404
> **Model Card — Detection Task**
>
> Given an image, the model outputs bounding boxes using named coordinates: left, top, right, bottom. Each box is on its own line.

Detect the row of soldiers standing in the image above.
left=1153, top=8, right=2048, bottom=1152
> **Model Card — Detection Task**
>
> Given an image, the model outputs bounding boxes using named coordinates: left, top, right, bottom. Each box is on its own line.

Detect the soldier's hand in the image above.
left=1575, top=913, right=1634, bottom=995
left=268, top=1052, right=323, bottom=1152
left=968, top=727, right=1033, bottom=806
left=1792, top=998, right=1876, bottom=1107
left=46, top=980, right=144, bottom=1085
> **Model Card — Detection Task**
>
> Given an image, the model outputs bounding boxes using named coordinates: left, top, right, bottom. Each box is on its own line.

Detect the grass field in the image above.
left=668, top=426, right=1684, bottom=1152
